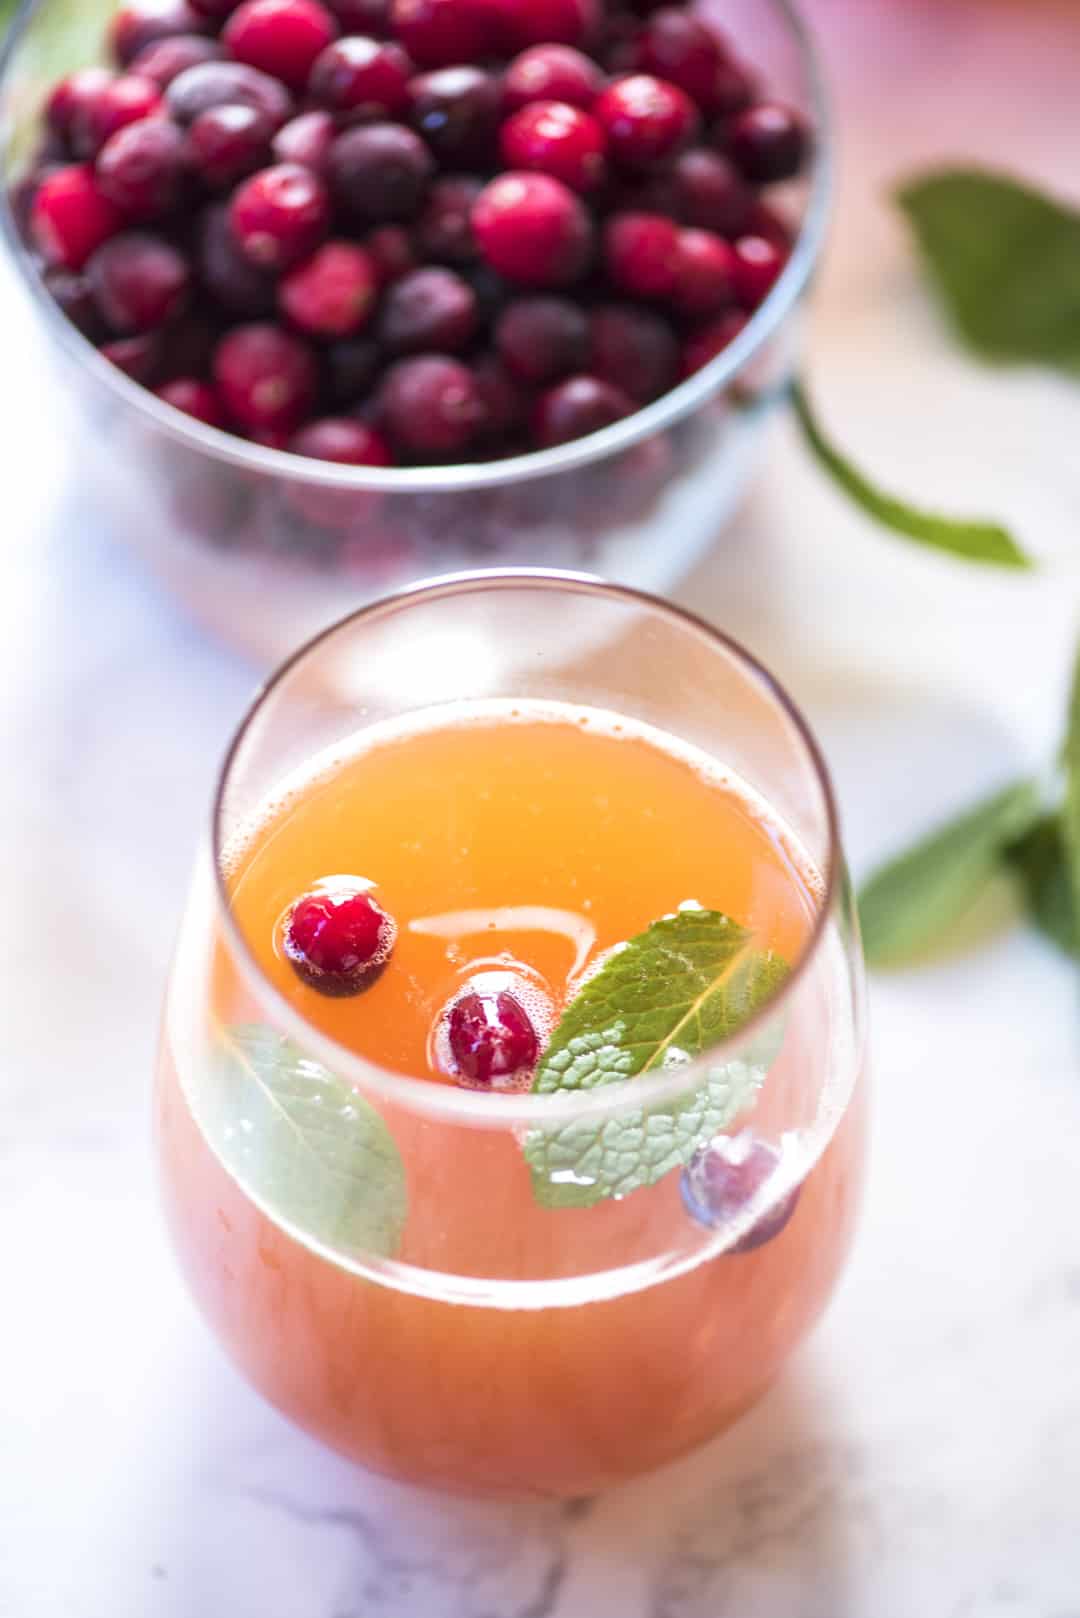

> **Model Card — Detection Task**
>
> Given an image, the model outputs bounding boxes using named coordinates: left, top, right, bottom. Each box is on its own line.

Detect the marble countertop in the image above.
left=2, top=2, right=1079, bottom=1613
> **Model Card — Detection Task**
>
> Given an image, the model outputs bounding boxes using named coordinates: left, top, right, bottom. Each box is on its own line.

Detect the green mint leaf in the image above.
left=525, top=910, right=788, bottom=1209
left=791, top=380, right=1031, bottom=570
left=1062, top=640, right=1080, bottom=941
left=1005, top=815, right=1078, bottom=959
left=203, top=1024, right=407, bottom=1258
left=858, top=780, right=1042, bottom=967
left=897, top=168, right=1080, bottom=373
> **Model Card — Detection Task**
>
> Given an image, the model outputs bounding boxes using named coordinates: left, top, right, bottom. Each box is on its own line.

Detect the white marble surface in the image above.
left=3, top=2, right=1080, bottom=1614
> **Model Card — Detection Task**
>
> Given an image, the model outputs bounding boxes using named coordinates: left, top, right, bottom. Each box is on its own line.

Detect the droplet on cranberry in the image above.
left=223, top=0, right=339, bottom=90
left=229, top=161, right=331, bottom=269
left=95, top=116, right=189, bottom=218
left=309, top=35, right=412, bottom=119
left=327, top=122, right=434, bottom=225
left=31, top=164, right=126, bottom=270
left=446, top=989, right=539, bottom=1085
left=87, top=229, right=191, bottom=332
left=378, top=353, right=481, bottom=456
left=502, top=43, right=602, bottom=114
left=472, top=171, right=592, bottom=288
left=727, top=101, right=809, bottom=185
left=500, top=100, right=607, bottom=195
left=594, top=73, right=698, bottom=170
left=283, top=882, right=396, bottom=995
left=279, top=239, right=378, bottom=337
left=496, top=294, right=588, bottom=384
left=532, top=373, right=632, bottom=447
left=681, top=1132, right=801, bottom=1252
left=213, top=320, right=318, bottom=432
left=407, top=65, right=502, bottom=168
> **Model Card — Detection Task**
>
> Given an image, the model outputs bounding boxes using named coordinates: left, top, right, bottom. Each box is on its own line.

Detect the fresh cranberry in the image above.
left=378, top=354, right=481, bottom=455
left=415, top=175, right=481, bottom=264
left=45, top=68, right=114, bottom=143
left=284, top=884, right=396, bottom=994
left=87, top=230, right=190, bottom=332
left=279, top=239, right=378, bottom=335
left=634, top=8, right=724, bottom=111
left=30, top=165, right=125, bottom=270
left=500, top=100, right=606, bottom=194
left=673, top=226, right=735, bottom=316
left=327, top=335, right=381, bottom=402
left=165, top=61, right=293, bottom=126
left=742, top=199, right=792, bottom=250
left=213, top=321, right=318, bottom=432
left=533, top=373, right=631, bottom=446
left=377, top=265, right=476, bottom=353
left=588, top=302, right=676, bottom=402
left=69, top=74, right=164, bottom=159
left=327, top=123, right=433, bottom=223
left=223, top=0, right=339, bottom=90
left=709, top=56, right=756, bottom=118
left=731, top=232, right=787, bottom=308
left=365, top=222, right=416, bottom=283
left=681, top=1133, right=801, bottom=1251
left=594, top=73, right=697, bottom=169
left=43, top=266, right=107, bottom=340
left=502, top=44, right=601, bottom=113
left=325, top=0, right=389, bottom=31
left=390, top=0, right=493, bottom=69
left=309, top=36, right=411, bottom=118
left=679, top=306, right=746, bottom=376
left=727, top=101, right=808, bottom=184
left=271, top=108, right=335, bottom=169
left=447, top=989, right=538, bottom=1084
left=472, top=172, right=592, bottom=288
left=229, top=162, right=330, bottom=269
left=670, top=146, right=750, bottom=235
left=188, top=104, right=272, bottom=187
left=495, top=294, right=587, bottom=384
left=603, top=210, right=679, bottom=299
left=495, top=0, right=597, bottom=51
left=109, top=0, right=208, bottom=65
left=407, top=66, right=502, bottom=167
left=473, top=354, right=529, bottom=445
left=288, top=418, right=393, bottom=524
left=129, top=33, right=224, bottom=88
left=95, top=117, right=188, bottom=217
left=197, top=201, right=277, bottom=313
left=101, top=330, right=164, bottom=380
left=155, top=375, right=227, bottom=424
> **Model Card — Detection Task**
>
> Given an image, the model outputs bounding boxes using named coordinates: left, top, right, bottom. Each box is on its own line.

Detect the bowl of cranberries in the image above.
left=2, top=0, right=827, bottom=663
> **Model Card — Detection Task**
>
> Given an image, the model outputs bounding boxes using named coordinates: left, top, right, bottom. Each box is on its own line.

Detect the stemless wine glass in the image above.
left=155, top=570, right=867, bottom=1499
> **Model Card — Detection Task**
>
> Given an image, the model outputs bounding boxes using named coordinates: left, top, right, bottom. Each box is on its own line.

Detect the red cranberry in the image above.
left=309, top=36, right=411, bottom=119
left=69, top=74, right=164, bottom=159
left=731, top=232, right=787, bottom=308
left=390, top=0, right=493, bottom=69
left=272, top=108, right=335, bottom=169
left=229, top=162, right=330, bottom=269
left=129, top=33, right=224, bottom=88
left=46, top=68, right=114, bottom=143
left=415, top=175, right=481, bottom=264
left=673, top=226, right=735, bottom=316
left=87, top=231, right=191, bottom=331
left=365, top=222, right=416, bottom=283
left=325, top=0, right=389, bottom=31
left=500, top=100, right=606, bottom=195
left=670, top=146, right=750, bottom=236
left=197, top=201, right=277, bottom=313
left=327, top=336, right=381, bottom=403
left=155, top=375, right=227, bottom=424
left=101, top=330, right=164, bottom=380
left=679, top=306, right=747, bottom=376
left=288, top=417, right=393, bottom=524
left=109, top=0, right=208, bottom=66
left=473, top=354, right=529, bottom=445
left=187, top=104, right=274, bottom=187
left=327, top=123, right=433, bottom=224
left=496, top=0, right=597, bottom=52
left=742, top=199, right=792, bottom=250
left=709, top=57, right=756, bottom=119
left=635, top=8, right=724, bottom=111
left=533, top=373, right=632, bottom=447
left=43, top=266, right=107, bottom=340
left=603, top=210, right=679, bottom=299
left=213, top=321, right=318, bottom=431
left=378, top=354, right=481, bottom=455
left=30, top=165, right=125, bottom=270
left=681, top=1133, right=800, bottom=1252
left=284, top=884, right=396, bottom=994
left=727, top=102, right=808, bottom=185
left=95, top=117, right=188, bottom=217
left=166, top=61, right=293, bottom=126
left=472, top=172, right=592, bottom=288
left=279, top=239, right=378, bottom=335
left=495, top=295, right=587, bottom=384
left=594, top=74, right=697, bottom=169
left=377, top=265, right=476, bottom=353
left=407, top=66, right=502, bottom=168
left=447, top=989, right=538, bottom=1085
left=223, top=0, right=339, bottom=90
left=502, top=44, right=601, bottom=114
left=588, top=302, right=676, bottom=402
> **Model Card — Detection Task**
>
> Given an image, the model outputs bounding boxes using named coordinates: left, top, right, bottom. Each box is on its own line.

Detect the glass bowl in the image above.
left=0, top=0, right=830, bottom=666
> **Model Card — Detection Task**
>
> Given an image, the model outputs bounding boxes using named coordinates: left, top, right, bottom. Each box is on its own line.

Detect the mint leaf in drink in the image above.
left=525, top=910, right=788, bottom=1210
left=1005, top=816, right=1078, bottom=959
left=201, top=1024, right=407, bottom=1258
left=1061, top=641, right=1080, bottom=941
left=858, top=780, right=1042, bottom=967
left=791, top=381, right=1031, bottom=569
left=897, top=169, right=1080, bottom=373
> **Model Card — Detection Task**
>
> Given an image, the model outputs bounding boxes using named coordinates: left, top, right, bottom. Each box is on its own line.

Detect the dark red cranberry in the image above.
left=196, top=201, right=277, bottom=313
left=472, top=172, right=592, bottom=288
left=155, top=375, right=228, bottom=424
left=473, top=354, right=529, bottom=445
left=709, top=57, right=756, bottom=119
left=69, top=74, right=164, bottom=159
left=165, top=61, right=292, bottom=127
left=681, top=1133, right=800, bottom=1251
left=389, top=0, right=493, bottom=69
left=187, top=0, right=243, bottom=19
left=673, top=226, right=735, bottom=316
left=670, top=146, right=750, bottom=236
left=157, top=307, right=219, bottom=379
left=365, top=222, right=416, bottom=283
left=502, top=44, right=601, bottom=113
left=187, top=104, right=274, bottom=187
left=327, top=123, right=433, bottom=224
left=447, top=989, right=538, bottom=1084
left=30, top=165, right=125, bottom=270
left=378, top=354, right=481, bottom=455
left=284, top=884, right=396, bottom=994
left=325, top=0, right=389, bottom=31
left=533, top=373, right=632, bottom=447
left=87, top=230, right=191, bottom=332
left=407, top=66, right=501, bottom=167
left=101, top=330, right=164, bottom=380
left=109, top=0, right=208, bottom=66
left=634, top=8, right=724, bottom=111
left=741, top=199, right=792, bottom=250
left=279, top=239, right=378, bottom=335
left=415, top=175, right=481, bottom=264
left=679, top=306, right=747, bottom=376
left=495, top=295, right=587, bottom=384
left=327, top=336, right=381, bottom=403
left=500, top=100, right=606, bottom=194
left=377, top=265, right=476, bottom=354
left=603, top=210, right=679, bottom=299
left=731, top=232, right=787, bottom=308
left=271, top=108, right=335, bottom=169
left=588, top=302, right=676, bottom=402
left=129, top=33, right=224, bottom=88
left=223, top=0, right=339, bottom=90
left=496, top=0, right=597, bottom=51
left=229, top=162, right=330, bottom=269
left=43, top=266, right=107, bottom=340
left=727, top=102, right=808, bottom=184
left=45, top=68, right=114, bottom=143
left=594, top=74, right=697, bottom=169
left=309, top=36, right=411, bottom=119
left=213, top=321, right=318, bottom=431
left=95, top=117, right=188, bottom=218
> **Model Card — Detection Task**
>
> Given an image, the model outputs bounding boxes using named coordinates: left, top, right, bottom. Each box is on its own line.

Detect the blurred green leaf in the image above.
left=1005, top=815, right=1078, bottom=959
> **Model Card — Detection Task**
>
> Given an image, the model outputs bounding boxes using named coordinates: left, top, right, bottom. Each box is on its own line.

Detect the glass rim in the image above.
left=0, top=0, right=832, bottom=495
left=210, top=567, right=843, bottom=1127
